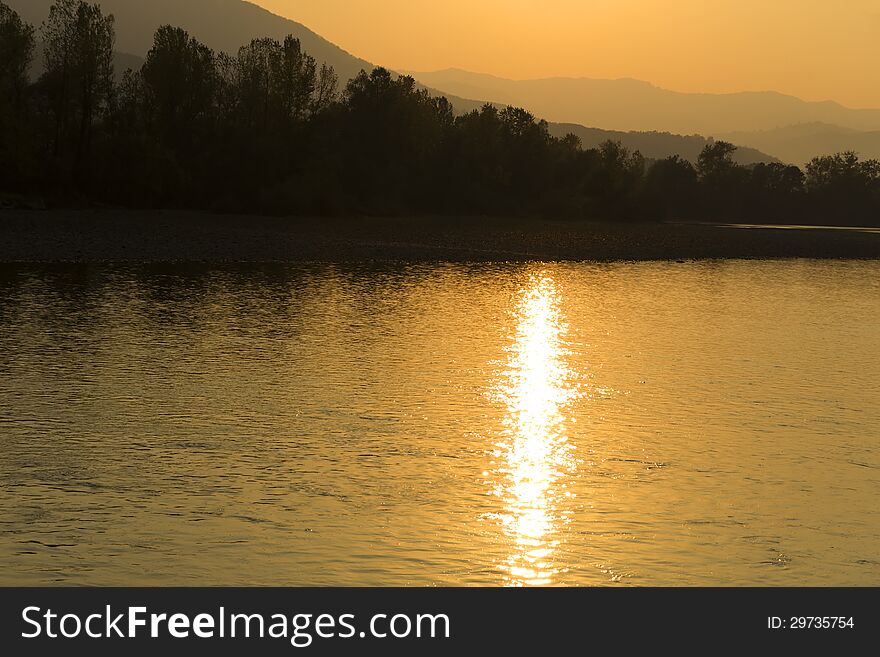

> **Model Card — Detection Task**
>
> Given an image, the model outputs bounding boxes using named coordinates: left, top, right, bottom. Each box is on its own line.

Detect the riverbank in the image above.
left=1, top=210, right=878, bottom=262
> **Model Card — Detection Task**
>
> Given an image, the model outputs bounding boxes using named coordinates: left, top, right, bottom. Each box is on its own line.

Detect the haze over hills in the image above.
left=410, top=69, right=880, bottom=136
left=718, top=123, right=880, bottom=166
left=9, top=0, right=373, bottom=83
left=10, top=0, right=487, bottom=114
left=28, top=49, right=144, bottom=83
left=9, top=0, right=779, bottom=165
left=411, top=68, right=880, bottom=166
left=549, top=125, right=778, bottom=166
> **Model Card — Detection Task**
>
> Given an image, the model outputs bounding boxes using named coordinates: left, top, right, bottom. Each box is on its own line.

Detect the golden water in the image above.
left=0, top=261, right=878, bottom=585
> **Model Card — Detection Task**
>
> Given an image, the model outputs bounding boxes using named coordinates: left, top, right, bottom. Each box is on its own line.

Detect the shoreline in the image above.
left=1, top=210, right=879, bottom=263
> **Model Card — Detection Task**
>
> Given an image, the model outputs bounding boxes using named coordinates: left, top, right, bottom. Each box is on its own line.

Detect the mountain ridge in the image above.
left=549, top=124, right=779, bottom=166
left=8, top=0, right=780, bottom=165
left=7, top=0, right=374, bottom=82
left=410, top=68, right=880, bottom=135
left=719, top=122, right=880, bottom=165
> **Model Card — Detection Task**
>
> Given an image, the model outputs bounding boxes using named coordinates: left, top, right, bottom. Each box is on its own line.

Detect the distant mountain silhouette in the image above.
left=549, top=124, right=778, bottom=166
left=112, top=50, right=144, bottom=75
left=5, top=0, right=877, bottom=223
left=410, top=69, right=880, bottom=135
left=719, top=123, right=880, bottom=165
left=11, top=0, right=487, bottom=112
left=6, top=0, right=781, bottom=165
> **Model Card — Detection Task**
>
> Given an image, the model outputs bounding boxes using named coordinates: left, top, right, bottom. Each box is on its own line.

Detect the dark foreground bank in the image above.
left=1, top=211, right=879, bottom=262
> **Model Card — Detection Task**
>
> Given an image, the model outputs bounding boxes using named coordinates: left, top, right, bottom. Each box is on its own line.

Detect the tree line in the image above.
left=2, top=0, right=879, bottom=223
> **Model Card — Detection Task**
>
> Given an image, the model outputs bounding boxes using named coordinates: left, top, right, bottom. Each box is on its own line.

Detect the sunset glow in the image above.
left=254, top=0, right=880, bottom=108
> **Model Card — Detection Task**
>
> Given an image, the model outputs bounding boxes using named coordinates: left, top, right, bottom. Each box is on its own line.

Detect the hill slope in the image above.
left=8, top=0, right=374, bottom=83
left=549, top=124, right=778, bottom=165
left=28, top=48, right=144, bottom=82
left=719, top=123, right=880, bottom=165
left=8, top=0, right=775, bottom=165
left=411, top=69, right=880, bottom=135
left=10, top=0, right=490, bottom=113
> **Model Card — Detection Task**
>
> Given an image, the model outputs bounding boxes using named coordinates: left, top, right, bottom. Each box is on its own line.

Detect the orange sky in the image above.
left=252, top=0, right=880, bottom=109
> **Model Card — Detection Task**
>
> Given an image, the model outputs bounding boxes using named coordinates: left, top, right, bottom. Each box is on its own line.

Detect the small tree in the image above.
left=312, top=63, right=338, bottom=114
left=696, top=140, right=750, bottom=217
left=141, top=25, right=217, bottom=145
left=231, top=36, right=325, bottom=132
left=805, top=152, right=880, bottom=222
left=697, top=140, right=737, bottom=180
left=272, top=36, right=317, bottom=122
left=642, top=155, right=699, bottom=218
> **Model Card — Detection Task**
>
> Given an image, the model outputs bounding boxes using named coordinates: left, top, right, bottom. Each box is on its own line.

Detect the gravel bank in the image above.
left=2, top=210, right=878, bottom=262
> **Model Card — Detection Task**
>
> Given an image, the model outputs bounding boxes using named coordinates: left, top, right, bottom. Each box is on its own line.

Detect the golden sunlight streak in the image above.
left=491, top=272, right=578, bottom=586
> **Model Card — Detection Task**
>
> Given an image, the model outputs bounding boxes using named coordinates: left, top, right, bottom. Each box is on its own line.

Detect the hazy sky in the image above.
left=253, top=0, right=880, bottom=108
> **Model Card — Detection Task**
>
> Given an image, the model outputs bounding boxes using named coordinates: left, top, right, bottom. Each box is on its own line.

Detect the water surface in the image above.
left=1, top=260, right=878, bottom=585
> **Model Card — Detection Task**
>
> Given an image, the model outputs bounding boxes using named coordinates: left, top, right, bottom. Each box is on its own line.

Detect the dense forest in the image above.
left=2, top=0, right=879, bottom=223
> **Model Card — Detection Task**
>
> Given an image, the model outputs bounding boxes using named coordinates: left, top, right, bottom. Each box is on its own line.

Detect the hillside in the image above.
left=8, top=0, right=775, bottom=165
left=410, top=69, right=880, bottom=136
left=8, top=0, right=374, bottom=82
left=549, top=124, right=778, bottom=165
left=719, top=123, right=880, bottom=165
left=10, top=0, right=490, bottom=114
left=28, top=49, right=144, bottom=82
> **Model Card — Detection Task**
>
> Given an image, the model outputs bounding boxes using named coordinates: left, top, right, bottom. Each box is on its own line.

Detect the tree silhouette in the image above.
left=0, top=3, right=878, bottom=224
left=697, top=140, right=737, bottom=180
left=141, top=26, right=217, bottom=145
left=0, top=1, right=35, bottom=186
left=40, top=0, right=114, bottom=163
left=641, top=155, right=698, bottom=219
left=0, top=1, right=33, bottom=119
left=806, top=152, right=880, bottom=223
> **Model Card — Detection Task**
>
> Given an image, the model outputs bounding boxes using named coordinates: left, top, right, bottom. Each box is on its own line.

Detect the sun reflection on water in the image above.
left=491, top=272, right=579, bottom=586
